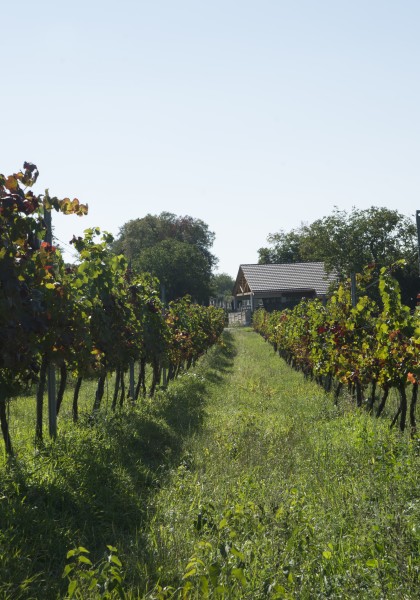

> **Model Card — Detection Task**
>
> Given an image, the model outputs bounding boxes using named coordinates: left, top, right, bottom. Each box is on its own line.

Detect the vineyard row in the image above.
left=0, top=164, right=225, bottom=456
left=253, top=263, right=420, bottom=433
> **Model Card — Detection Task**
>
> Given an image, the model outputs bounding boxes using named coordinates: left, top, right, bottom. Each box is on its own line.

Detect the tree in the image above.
left=258, top=229, right=307, bottom=264
left=113, top=212, right=217, bottom=302
left=258, top=207, right=418, bottom=306
left=210, top=273, right=235, bottom=305
left=137, top=239, right=212, bottom=303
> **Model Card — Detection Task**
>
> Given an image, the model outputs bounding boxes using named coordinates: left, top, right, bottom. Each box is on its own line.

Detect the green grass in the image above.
left=145, top=329, right=420, bottom=599
left=0, top=329, right=419, bottom=598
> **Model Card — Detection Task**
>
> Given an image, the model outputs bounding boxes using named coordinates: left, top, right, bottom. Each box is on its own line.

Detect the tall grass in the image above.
left=0, top=329, right=419, bottom=598
left=146, top=329, right=420, bottom=599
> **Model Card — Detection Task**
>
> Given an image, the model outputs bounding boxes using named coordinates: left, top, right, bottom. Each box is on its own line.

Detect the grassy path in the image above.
left=0, top=328, right=419, bottom=599
left=144, top=328, right=420, bottom=599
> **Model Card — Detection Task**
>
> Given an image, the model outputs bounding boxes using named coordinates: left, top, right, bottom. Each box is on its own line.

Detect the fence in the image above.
left=228, top=309, right=251, bottom=326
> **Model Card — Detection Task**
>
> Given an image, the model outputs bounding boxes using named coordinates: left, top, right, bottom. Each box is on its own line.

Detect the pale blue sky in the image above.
left=2, top=1, right=420, bottom=277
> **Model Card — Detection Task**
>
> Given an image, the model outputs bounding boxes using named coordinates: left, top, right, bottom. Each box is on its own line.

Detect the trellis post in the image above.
left=161, top=285, right=167, bottom=388
left=416, top=211, right=420, bottom=276
left=44, top=208, right=57, bottom=438
left=128, top=259, right=135, bottom=400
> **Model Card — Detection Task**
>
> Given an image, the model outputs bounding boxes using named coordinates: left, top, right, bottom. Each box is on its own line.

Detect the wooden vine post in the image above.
left=128, top=259, right=135, bottom=401
left=416, top=210, right=420, bottom=276
left=161, top=284, right=168, bottom=388
left=44, top=208, right=57, bottom=438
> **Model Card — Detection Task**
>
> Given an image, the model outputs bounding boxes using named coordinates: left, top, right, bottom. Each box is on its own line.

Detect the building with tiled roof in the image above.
left=232, top=263, right=336, bottom=312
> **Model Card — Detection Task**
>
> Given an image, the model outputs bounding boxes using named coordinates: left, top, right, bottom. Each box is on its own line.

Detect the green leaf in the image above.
left=231, top=568, right=246, bottom=586
left=88, top=578, right=98, bottom=591
left=67, top=579, right=77, bottom=598
left=183, top=568, right=197, bottom=579
left=366, top=558, right=379, bottom=568
left=110, top=554, right=122, bottom=567
left=230, top=546, right=245, bottom=561
left=62, top=564, right=73, bottom=578
left=183, top=581, right=193, bottom=595
left=200, top=575, right=209, bottom=597
left=109, top=570, right=122, bottom=583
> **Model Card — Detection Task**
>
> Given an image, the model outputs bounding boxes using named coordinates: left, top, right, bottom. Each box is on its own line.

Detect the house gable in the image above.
left=233, top=262, right=336, bottom=311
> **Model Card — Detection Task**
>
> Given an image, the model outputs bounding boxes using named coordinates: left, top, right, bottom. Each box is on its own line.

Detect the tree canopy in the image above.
left=211, top=273, right=235, bottom=296
left=113, top=212, right=217, bottom=303
left=210, top=272, right=235, bottom=304
left=258, top=207, right=419, bottom=306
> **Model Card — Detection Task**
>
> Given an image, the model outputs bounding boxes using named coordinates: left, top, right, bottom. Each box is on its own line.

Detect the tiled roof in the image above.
left=235, top=263, right=336, bottom=296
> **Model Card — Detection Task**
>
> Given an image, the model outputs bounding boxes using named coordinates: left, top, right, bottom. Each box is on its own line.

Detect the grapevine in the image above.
left=254, top=263, right=420, bottom=433
left=0, top=164, right=225, bottom=455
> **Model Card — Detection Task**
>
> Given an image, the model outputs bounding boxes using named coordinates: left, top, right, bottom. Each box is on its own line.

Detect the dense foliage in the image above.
left=0, top=166, right=225, bottom=456
left=210, top=272, right=235, bottom=305
left=253, top=263, right=420, bottom=432
left=258, top=207, right=418, bottom=306
left=113, top=212, right=217, bottom=303
left=0, top=163, right=88, bottom=452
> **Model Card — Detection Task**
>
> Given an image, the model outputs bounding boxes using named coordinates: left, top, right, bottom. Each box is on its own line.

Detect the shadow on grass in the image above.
left=202, top=329, right=237, bottom=385
left=0, top=332, right=236, bottom=599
